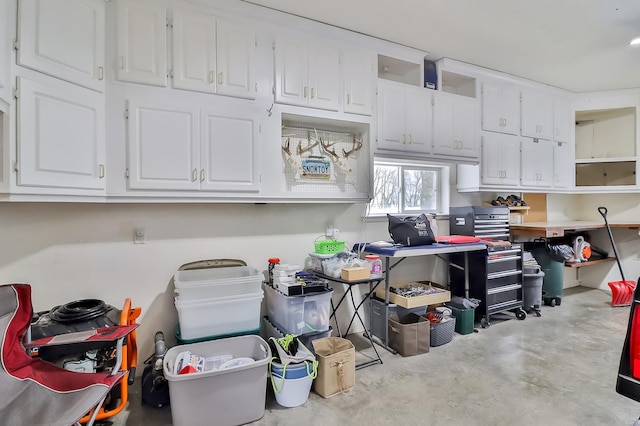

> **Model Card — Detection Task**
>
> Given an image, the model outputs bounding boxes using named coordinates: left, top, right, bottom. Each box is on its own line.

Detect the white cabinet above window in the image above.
left=377, top=79, right=432, bottom=154
left=0, top=0, right=13, bottom=102
left=17, top=0, right=106, bottom=92
left=172, top=10, right=255, bottom=99
left=274, top=36, right=340, bottom=111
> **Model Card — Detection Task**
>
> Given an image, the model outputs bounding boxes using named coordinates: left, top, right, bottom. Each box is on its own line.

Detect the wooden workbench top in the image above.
left=510, top=221, right=640, bottom=238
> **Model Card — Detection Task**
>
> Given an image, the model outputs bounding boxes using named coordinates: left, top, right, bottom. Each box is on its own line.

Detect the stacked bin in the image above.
left=262, top=282, right=333, bottom=350
left=173, top=266, right=264, bottom=341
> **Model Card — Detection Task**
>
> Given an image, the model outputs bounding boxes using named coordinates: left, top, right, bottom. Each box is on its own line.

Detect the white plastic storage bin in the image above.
left=264, top=283, right=333, bottom=335
left=174, top=266, right=263, bottom=300
left=175, top=290, right=263, bottom=341
left=164, top=335, right=271, bottom=426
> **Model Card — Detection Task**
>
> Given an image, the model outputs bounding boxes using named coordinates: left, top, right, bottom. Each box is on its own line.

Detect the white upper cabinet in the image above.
left=172, top=10, right=255, bottom=99
left=17, top=76, right=105, bottom=190
left=553, top=141, right=573, bottom=188
left=432, top=92, right=478, bottom=159
left=520, top=138, right=553, bottom=187
left=17, top=0, right=105, bottom=92
left=127, top=97, right=260, bottom=192
left=275, top=36, right=340, bottom=111
left=127, top=100, right=199, bottom=190
left=200, top=106, right=260, bottom=192
left=215, top=19, right=255, bottom=99
left=0, top=0, right=13, bottom=101
left=171, top=10, right=216, bottom=94
left=343, top=50, right=373, bottom=115
left=481, top=81, right=519, bottom=135
left=480, top=133, right=520, bottom=186
left=377, top=79, right=431, bottom=154
left=521, top=90, right=553, bottom=140
left=553, top=96, right=571, bottom=143
left=117, top=0, right=167, bottom=87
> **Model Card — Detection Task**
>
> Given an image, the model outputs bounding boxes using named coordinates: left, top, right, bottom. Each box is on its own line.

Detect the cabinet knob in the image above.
left=192, top=169, right=198, bottom=182
left=217, top=72, right=223, bottom=85
left=408, top=134, right=412, bottom=144
left=209, top=71, right=215, bottom=84
left=200, top=169, right=205, bottom=182
left=311, top=87, right=315, bottom=99
left=346, top=94, right=351, bottom=105
left=304, top=86, right=308, bottom=98
left=402, top=134, right=406, bottom=144
left=97, top=66, right=104, bottom=81
left=99, top=164, right=105, bottom=179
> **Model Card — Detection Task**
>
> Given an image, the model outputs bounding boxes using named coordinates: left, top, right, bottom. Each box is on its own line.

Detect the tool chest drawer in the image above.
left=487, top=249, right=522, bottom=274
left=487, top=270, right=522, bottom=291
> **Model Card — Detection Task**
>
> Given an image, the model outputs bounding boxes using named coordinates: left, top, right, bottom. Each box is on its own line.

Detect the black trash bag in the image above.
left=548, top=244, right=575, bottom=263
left=387, top=213, right=436, bottom=247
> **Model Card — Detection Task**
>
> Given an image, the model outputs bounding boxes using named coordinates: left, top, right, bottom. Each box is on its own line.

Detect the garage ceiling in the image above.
left=242, top=0, right=640, bottom=93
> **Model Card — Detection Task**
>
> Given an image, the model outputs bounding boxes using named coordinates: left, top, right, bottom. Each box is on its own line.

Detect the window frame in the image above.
left=368, top=157, right=450, bottom=217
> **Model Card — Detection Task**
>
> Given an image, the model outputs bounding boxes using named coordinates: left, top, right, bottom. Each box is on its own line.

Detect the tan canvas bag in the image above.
left=311, top=337, right=355, bottom=398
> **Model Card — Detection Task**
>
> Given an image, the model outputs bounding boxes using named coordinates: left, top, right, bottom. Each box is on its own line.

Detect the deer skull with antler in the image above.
left=311, top=129, right=353, bottom=174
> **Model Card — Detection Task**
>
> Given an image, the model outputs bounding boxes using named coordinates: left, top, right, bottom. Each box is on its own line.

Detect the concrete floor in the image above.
left=106, top=287, right=640, bottom=426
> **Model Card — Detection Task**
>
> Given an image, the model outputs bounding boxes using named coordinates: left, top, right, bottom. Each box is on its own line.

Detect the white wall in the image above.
left=0, top=201, right=457, bottom=362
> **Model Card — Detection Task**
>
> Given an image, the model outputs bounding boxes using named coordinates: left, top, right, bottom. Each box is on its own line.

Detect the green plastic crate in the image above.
left=314, top=239, right=345, bottom=254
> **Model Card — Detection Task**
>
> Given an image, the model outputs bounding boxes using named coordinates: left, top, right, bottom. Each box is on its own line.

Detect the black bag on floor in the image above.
left=387, top=213, right=436, bottom=247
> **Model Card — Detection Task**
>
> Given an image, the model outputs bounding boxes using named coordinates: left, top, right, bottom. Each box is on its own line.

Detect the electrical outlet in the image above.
left=134, top=227, right=145, bottom=244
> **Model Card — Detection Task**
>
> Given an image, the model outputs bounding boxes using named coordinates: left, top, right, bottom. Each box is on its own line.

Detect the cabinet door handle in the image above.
left=99, top=164, right=105, bottom=179
left=119, top=56, right=125, bottom=70
left=402, top=134, right=406, bottom=144
left=97, top=66, right=104, bottom=81
left=217, top=72, right=223, bottom=85
left=304, top=86, right=308, bottom=98
left=209, top=71, right=214, bottom=83
left=200, top=169, right=205, bottom=182
left=408, top=134, right=412, bottom=144
left=346, top=94, right=351, bottom=104
left=192, top=168, right=198, bottom=182
left=310, top=87, right=315, bottom=99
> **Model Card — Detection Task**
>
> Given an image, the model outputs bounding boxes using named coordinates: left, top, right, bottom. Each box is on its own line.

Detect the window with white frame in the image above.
left=369, top=159, right=449, bottom=216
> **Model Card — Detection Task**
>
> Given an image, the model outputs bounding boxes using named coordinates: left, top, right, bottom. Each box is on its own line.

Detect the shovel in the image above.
left=598, top=207, right=636, bottom=307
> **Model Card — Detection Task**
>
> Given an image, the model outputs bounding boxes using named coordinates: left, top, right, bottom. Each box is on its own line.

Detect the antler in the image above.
left=343, top=135, right=363, bottom=158
left=281, top=137, right=293, bottom=156
left=296, top=137, right=319, bottom=155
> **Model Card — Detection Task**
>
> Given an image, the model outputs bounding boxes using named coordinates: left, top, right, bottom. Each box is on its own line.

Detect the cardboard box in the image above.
left=340, top=267, right=370, bottom=281
left=376, top=282, right=451, bottom=308
left=388, top=313, right=430, bottom=356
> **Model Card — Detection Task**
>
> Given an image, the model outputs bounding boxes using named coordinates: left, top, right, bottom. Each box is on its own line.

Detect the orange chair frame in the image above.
left=79, top=298, right=141, bottom=424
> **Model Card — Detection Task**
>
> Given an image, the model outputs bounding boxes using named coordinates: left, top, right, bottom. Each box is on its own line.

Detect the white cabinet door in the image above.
left=433, top=92, right=478, bottom=158
left=0, top=0, right=14, bottom=101
left=274, top=37, right=307, bottom=106
left=343, top=50, right=373, bottom=115
left=17, top=77, right=105, bottom=190
left=117, top=0, right=167, bottom=86
left=216, top=19, right=255, bottom=99
left=18, top=0, right=105, bottom=92
left=275, top=37, right=339, bottom=110
left=521, top=138, right=553, bottom=187
left=172, top=10, right=216, bottom=93
left=521, top=90, right=553, bottom=140
left=481, top=133, right=520, bottom=186
left=307, top=42, right=339, bottom=111
left=377, top=80, right=405, bottom=150
left=553, top=141, right=573, bottom=188
left=200, top=104, right=260, bottom=192
left=481, top=82, right=519, bottom=135
left=404, top=85, right=432, bottom=153
left=553, top=97, right=571, bottom=143
left=127, top=100, right=199, bottom=190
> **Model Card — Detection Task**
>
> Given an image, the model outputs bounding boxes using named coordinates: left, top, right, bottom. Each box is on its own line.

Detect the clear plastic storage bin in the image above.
left=174, top=266, right=263, bottom=300
left=263, top=283, right=333, bottom=335
left=175, top=290, right=264, bottom=340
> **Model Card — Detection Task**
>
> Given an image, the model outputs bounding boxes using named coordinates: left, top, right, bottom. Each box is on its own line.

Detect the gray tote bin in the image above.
left=164, top=335, right=271, bottom=426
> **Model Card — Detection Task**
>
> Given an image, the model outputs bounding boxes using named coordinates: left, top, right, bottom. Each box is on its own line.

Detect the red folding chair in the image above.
left=0, top=284, right=137, bottom=426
